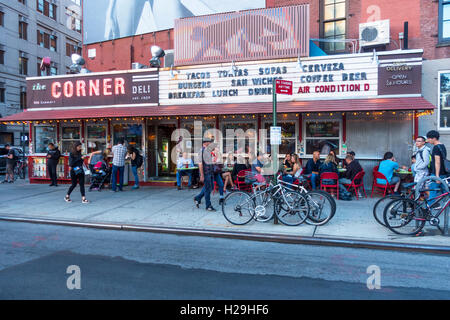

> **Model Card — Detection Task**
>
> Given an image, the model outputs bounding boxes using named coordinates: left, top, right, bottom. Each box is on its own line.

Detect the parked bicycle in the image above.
left=221, top=174, right=310, bottom=226
left=382, top=176, right=450, bottom=236
left=372, top=182, right=416, bottom=227
left=14, top=158, right=27, bottom=180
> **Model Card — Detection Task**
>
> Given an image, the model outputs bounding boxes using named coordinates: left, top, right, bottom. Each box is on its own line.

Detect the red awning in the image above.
left=0, top=97, right=435, bottom=122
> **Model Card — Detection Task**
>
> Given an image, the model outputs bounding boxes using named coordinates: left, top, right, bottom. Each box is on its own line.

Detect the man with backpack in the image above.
left=413, top=136, right=430, bottom=190
left=426, top=130, right=448, bottom=205
left=2, top=144, right=16, bottom=183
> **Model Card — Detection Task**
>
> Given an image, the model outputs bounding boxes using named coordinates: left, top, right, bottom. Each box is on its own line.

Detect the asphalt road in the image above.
left=0, top=221, right=449, bottom=300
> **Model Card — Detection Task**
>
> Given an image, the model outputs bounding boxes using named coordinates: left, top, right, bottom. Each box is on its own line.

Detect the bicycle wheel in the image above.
left=382, top=198, right=426, bottom=235
left=252, top=189, right=275, bottom=222
left=275, top=191, right=309, bottom=226
left=303, top=190, right=336, bottom=226
left=19, top=165, right=26, bottom=179
left=372, top=195, right=403, bottom=227
left=222, top=191, right=255, bottom=225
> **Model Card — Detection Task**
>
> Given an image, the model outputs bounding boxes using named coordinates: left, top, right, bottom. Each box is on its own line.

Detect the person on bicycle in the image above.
left=46, top=143, right=61, bottom=187
left=2, top=144, right=16, bottom=184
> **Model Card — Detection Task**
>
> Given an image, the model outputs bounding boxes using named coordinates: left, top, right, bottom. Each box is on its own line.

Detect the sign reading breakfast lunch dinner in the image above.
left=159, top=55, right=379, bottom=105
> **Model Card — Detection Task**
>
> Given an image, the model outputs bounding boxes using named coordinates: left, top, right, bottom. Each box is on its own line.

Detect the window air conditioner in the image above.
left=359, top=19, right=390, bottom=47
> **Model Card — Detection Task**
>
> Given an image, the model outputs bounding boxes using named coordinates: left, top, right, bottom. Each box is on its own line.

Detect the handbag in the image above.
left=83, top=164, right=91, bottom=176
left=72, top=166, right=83, bottom=175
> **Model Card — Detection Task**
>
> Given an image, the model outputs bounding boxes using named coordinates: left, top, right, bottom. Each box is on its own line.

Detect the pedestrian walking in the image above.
left=2, top=144, right=16, bottom=183
left=65, top=141, right=89, bottom=203
left=127, top=145, right=142, bottom=189
left=46, top=143, right=61, bottom=186
left=194, top=138, right=216, bottom=211
left=111, top=138, right=127, bottom=192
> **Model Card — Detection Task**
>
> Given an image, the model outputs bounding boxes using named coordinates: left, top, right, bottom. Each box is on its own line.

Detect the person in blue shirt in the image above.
left=377, top=152, right=406, bottom=194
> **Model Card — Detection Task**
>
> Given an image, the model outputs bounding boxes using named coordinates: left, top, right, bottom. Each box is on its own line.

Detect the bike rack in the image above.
left=415, top=176, right=449, bottom=236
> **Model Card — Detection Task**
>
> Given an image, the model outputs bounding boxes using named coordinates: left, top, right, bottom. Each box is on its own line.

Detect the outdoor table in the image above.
left=222, top=166, right=233, bottom=172
left=338, top=167, right=346, bottom=178
left=177, top=166, right=199, bottom=171
left=396, top=169, right=414, bottom=183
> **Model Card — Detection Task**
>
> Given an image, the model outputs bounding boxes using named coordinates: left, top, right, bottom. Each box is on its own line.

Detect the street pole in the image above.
left=272, top=81, right=279, bottom=225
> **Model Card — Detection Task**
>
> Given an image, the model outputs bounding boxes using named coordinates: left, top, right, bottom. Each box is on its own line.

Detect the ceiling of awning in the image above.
left=0, top=97, right=435, bottom=122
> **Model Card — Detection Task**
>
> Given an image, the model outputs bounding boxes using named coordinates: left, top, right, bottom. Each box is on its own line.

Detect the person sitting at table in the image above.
left=302, top=150, right=322, bottom=190
left=232, top=155, right=250, bottom=181
left=282, top=154, right=303, bottom=186
left=339, top=155, right=363, bottom=185
left=319, top=154, right=353, bottom=200
left=329, top=150, right=340, bottom=166
left=283, top=153, right=293, bottom=171
left=377, top=152, right=407, bottom=195
left=222, top=152, right=236, bottom=192
left=176, top=152, right=194, bottom=190
left=251, top=152, right=266, bottom=184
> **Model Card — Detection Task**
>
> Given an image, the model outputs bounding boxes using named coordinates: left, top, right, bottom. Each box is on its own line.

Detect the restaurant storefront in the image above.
left=0, top=49, right=435, bottom=188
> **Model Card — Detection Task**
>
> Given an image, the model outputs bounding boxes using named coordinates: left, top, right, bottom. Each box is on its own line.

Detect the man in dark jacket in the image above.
left=339, top=155, right=363, bottom=185
left=46, top=143, right=61, bottom=186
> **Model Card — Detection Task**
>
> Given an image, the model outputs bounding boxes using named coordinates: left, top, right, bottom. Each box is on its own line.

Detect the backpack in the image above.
left=416, top=148, right=432, bottom=171
left=135, top=152, right=143, bottom=168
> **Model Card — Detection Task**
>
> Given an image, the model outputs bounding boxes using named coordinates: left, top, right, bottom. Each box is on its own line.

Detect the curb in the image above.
left=1, top=215, right=449, bottom=255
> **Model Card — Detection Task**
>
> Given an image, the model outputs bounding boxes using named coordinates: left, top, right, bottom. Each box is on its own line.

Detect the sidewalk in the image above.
left=0, top=179, right=449, bottom=249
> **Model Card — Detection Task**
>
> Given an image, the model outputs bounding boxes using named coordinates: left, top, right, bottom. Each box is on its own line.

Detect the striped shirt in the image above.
left=112, top=144, right=127, bottom=167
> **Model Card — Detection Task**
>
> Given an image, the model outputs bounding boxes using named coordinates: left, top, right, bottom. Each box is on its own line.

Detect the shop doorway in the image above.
left=147, top=124, right=177, bottom=178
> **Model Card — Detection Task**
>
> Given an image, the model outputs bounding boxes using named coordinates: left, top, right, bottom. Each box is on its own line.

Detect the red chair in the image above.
left=342, top=171, right=367, bottom=200
left=235, top=169, right=252, bottom=192
left=373, top=165, right=379, bottom=175
left=371, top=171, right=396, bottom=198
left=320, top=172, right=339, bottom=199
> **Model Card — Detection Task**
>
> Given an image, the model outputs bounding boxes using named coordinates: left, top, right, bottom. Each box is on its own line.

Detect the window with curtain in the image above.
left=321, top=0, right=346, bottom=53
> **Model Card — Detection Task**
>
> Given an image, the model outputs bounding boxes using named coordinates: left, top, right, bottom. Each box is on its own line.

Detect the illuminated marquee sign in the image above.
left=27, top=70, right=159, bottom=109
left=160, top=54, right=379, bottom=105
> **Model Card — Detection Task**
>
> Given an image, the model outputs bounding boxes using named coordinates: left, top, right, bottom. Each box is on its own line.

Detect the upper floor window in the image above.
left=37, top=0, right=56, bottom=20
left=0, top=11, right=4, bottom=27
left=66, top=41, right=81, bottom=57
left=37, top=29, right=57, bottom=51
left=0, top=50, right=4, bottom=65
left=19, top=17, right=28, bottom=40
left=440, top=0, right=450, bottom=43
left=19, top=53, right=28, bottom=75
left=321, top=0, right=347, bottom=54
left=0, top=87, right=6, bottom=103
left=18, top=0, right=26, bottom=5
left=65, top=7, right=81, bottom=33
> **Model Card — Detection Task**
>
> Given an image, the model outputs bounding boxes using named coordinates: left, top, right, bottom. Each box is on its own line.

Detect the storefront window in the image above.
left=87, top=125, right=107, bottom=153
left=34, top=126, right=56, bottom=154
left=113, top=124, right=142, bottom=151
left=182, top=121, right=215, bottom=153
left=61, top=126, right=80, bottom=154
left=439, top=71, right=450, bottom=129
left=304, top=120, right=340, bottom=155
left=264, top=122, right=296, bottom=155
left=222, top=122, right=256, bottom=155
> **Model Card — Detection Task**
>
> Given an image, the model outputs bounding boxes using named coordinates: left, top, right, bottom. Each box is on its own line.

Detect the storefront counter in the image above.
left=28, top=155, right=70, bottom=184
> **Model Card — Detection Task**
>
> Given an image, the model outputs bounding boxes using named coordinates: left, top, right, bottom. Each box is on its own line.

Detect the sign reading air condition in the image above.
left=27, top=70, right=159, bottom=109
